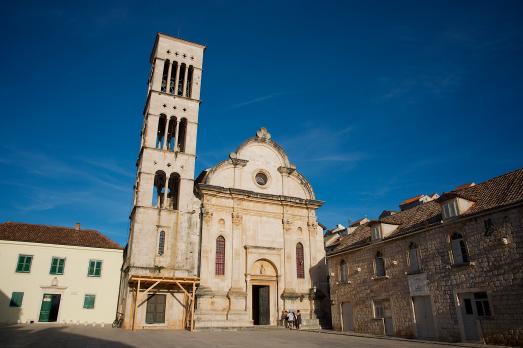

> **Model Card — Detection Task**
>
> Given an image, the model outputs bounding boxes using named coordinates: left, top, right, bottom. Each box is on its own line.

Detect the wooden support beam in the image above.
left=190, top=282, right=196, bottom=332
left=174, top=281, right=190, bottom=297
left=142, top=280, right=161, bottom=296
left=132, top=279, right=140, bottom=331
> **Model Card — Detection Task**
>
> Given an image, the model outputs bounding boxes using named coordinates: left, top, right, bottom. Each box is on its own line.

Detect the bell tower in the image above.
left=120, top=33, right=205, bottom=329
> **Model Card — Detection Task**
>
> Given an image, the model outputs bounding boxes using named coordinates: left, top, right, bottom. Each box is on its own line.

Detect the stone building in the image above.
left=327, top=168, right=523, bottom=346
left=0, top=222, right=123, bottom=325
left=119, top=33, right=328, bottom=330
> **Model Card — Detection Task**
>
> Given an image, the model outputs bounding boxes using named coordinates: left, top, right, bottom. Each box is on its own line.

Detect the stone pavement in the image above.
left=0, top=325, right=510, bottom=348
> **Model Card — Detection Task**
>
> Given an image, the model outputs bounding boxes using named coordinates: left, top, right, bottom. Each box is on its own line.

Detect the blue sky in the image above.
left=1, top=1, right=522, bottom=245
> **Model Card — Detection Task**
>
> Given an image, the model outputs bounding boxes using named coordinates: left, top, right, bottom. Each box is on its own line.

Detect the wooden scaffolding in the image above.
left=128, top=275, right=200, bottom=331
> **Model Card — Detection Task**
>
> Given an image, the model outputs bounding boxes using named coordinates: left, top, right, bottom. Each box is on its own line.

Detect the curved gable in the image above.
left=199, top=128, right=316, bottom=200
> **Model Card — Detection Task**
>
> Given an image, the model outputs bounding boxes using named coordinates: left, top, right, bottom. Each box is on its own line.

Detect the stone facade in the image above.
left=194, top=128, right=328, bottom=329
left=327, top=169, right=523, bottom=346
left=119, top=33, right=329, bottom=330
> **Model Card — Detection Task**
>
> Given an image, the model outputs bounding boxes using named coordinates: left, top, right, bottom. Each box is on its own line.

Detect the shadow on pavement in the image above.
left=0, top=325, right=134, bottom=348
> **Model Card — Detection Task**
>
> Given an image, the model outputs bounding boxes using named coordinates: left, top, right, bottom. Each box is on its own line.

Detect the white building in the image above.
left=0, top=222, right=123, bottom=325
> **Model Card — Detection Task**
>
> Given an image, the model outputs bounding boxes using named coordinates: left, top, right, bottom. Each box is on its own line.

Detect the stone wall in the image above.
left=329, top=205, right=523, bottom=346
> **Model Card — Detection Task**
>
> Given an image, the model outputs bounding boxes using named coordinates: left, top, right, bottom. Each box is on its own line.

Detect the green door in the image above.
left=39, top=294, right=53, bottom=322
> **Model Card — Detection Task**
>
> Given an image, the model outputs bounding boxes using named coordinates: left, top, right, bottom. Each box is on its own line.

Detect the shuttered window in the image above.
left=296, top=243, right=305, bottom=279
left=158, top=231, right=165, bottom=256
left=16, top=255, right=33, bottom=273
left=451, top=233, right=469, bottom=265
left=50, top=257, right=65, bottom=275
left=88, top=260, right=103, bottom=277
left=215, top=236, right=225, bottom=276
left=145, top=294, right=166, bottom=324
left=10, top=292, right=24, bottom=307
left=83, top=294, right=95, bottom=309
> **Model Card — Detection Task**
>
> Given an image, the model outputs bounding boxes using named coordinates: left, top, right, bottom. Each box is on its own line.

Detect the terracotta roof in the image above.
left=330, top=167, right=523, bottom=255
left=400, top=194, right=424, bottom=206
left=0, top=222, right=123, bottom=250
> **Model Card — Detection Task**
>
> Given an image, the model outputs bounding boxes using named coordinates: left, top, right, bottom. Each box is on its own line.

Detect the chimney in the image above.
left=74, top=223, right=81, bottom=231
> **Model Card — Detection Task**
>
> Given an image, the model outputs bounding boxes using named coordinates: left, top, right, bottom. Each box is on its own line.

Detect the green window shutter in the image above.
left=95, top=261, right=102, bottom=276
left=24, top=256, right=32, bottom=272
left=83, top=295, right=95, bottom=309
left=10, top=292, right=24, bottom=307
left=50, top=258, right=57, bottom=274
left=88, top=260, right=95, bottom=276
left=58, top=259, right=65, bottom=274
left=16, top=255, right=32, bottom=273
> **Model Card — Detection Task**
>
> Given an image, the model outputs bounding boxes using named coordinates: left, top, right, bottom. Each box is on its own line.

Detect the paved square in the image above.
left=1, top=325, right=483, bottom=348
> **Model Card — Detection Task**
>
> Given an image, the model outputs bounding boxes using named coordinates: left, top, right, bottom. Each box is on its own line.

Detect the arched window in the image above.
left=167, top=172, right=181, bottom=210
left=152, top=170, right=166, bottom=208
left=339, top=259, right=348, bottom=283
left=296, top=242, right=305, bottom=278
left=158, top=231, right=165, bottom=255
left=166, top=116, right=177, bottom=151
left=177, top=118, right=187, bottom=152
left=177, top=63, right=186, bottom=96
left=408, top=242, right=420, bottom=273
left=215, top=236, right=225, bottom=276
left=169, top=61, right=178, bottom=94
left=161, top=60, right=169, bottom=92
left=451, top=233, right=469, bottom=265
left=375, top=252, right=385, bottom=277
left=186, top=65, right=194, bottom=98
left=156, top=114, right=167, bottom=149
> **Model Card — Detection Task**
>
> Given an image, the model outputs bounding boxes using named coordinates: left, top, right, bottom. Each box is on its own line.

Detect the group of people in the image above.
left=280, top=309, right=302, bottom=330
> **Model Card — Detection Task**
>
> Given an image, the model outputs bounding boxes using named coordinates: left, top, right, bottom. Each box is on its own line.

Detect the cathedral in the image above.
left=119, top=33, right=328, bottom=330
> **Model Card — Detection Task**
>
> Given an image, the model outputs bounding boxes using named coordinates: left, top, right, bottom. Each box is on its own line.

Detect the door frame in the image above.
left=453, top=288, right=487, bottom=342
left=248, top=279, right=277, bottom=325
left=411, top=295, right=436, bottom=339
left=340, top=302, right=354, bottom=332
left=37, top=287, right=66, bottom=324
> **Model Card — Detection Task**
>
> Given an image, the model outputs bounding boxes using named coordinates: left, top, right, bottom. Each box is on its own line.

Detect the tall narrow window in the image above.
left=451, top=233, right=469, bottom=265
left=167, top=172, right=181, bottom=210
left=375, top=252, right=385, bottom=277
left=169, top=61, right=178, bottom=94
left=155, top=114, right=167, bottom=149
left=215, top=236, right=225, bottom=275
left=161, top=60, right=169, bottom=92
left=166, top=116, right=177, bottom=151
left=177, top=118, right=187, bottom=152
left=407, top=242, right=420, bottom=273
left=152, top=170, right=166, bottom=208
left=186, top=65, right=194, bottom=98
left=158, top=231, right=165, bottom=256
left=177, top=63, right=186, bottom=96
left=296, top=242, right=305, bottom=278
left=339, top=259, right=348, bottom=283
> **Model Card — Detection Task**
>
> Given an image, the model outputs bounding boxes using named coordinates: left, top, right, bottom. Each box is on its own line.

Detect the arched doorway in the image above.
left=248, top=259, right=278, bottom=325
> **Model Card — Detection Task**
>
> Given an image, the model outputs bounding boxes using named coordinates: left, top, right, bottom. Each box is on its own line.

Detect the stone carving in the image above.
left=278, top=165, right=296, bottom=175
left=203, top=210, right=213, bottom=225
left=232, top=212, right=242, bottom=226
left=229, top=152, right=248, bottom=167
left=255, top=127, right=271, bottom=141
left=283, top=219, right=293, bottom=232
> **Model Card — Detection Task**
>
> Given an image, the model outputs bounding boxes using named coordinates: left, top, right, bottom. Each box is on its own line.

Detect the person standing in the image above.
left=281, top=310, right=288, bottom=328
left=287, top=310, right=295, bottom=330
left=295, top=310, right=302, bottom=330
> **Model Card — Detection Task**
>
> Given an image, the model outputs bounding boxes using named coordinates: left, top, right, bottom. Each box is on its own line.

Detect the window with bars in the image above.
left=83, top=294, right=96, bottom=309
left=10, top=292, right=24, bottom=307
left=158, top=231, right=165, bottom=255
left=88, top=260, right=102, bottom=277
left=215, top=236, right=225, bottom=276
left=296, top=243, right=305, bottom=279
left=50, top=257, right=65, bottom=275
left=16, top=255, right=33, bottom=273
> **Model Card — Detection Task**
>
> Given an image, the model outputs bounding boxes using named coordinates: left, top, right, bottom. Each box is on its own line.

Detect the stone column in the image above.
left=174, top=62, right=180, bottom=95
left=182, top=65, right=189, bottom=97
left=151, top=58, right=164, bottom=91
left=166, top=61, right=173, bottom=94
